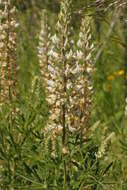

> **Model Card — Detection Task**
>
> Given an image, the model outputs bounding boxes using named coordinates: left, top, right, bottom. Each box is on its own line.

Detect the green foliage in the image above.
left=0, top=0, right=127, bottom=189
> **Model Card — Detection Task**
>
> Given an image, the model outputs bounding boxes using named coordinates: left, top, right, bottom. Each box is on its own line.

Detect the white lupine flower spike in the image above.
left=38, top=2, right=95, bottom=147
left=0, top=0, right=18, bottom=104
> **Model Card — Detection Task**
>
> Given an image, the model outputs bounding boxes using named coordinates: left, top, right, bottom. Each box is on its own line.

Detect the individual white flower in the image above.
left=76, top=84, right=82, bottom=90
left=56, top=100, right=61, bottom=107
left=75, top=63, right=81, bottom=71
left=48, top=49, right=54, bottom=56
left=88, top=86, right=93, bottom=90
left=48, top=49, right=58, bottom=58
left=125, top=106, right=127, bottom=116
left=71, top=63, right=81, bottom=74
left=90, top=43, right=94, bottom=50
left=57, top=125, right=63, bottom=131
left=79, top=32, right=83, bottom=38
left=46, top=86, right=55, bottom=92
left=47, top=80, right=55, bottom=87
left=67, top=82, right=72, bottom=90
left=71, top=68, right=77, bottom=75
left=71, top=39, right=74, bottom=44
left=86, top=53, right=91, bottom=61
left=10, top=6, right=16, bottom=13
left=87, top=67, right=92, bottom=73
left=56, top=21, right=62, bottom=30
left=0, top=42, right=4, bottom=48
left=48, top=94, right=56, bottom=100
left=62, top=146, right=69, bottom=155
left=50, top=113, right=58, bottom=120
left=77, top=39, right=82, bottom=48
left=64, top=37, right=68, bottom=47
left=65, top=64, right=70, bottom=75
left=68, top=125, right=77, bottom=133
left=0, top=34, right=6, bottom=40
left=48, top=65, right=55, bottom=74
left=51, top=34, right=59, bottom=44
left=38, top=47, right=44, bottom=54
left=66, top=49, right=73, bottom=59
left=76, top=50, right=83, bottom=60
left=46, top=123, right=56, bottom=131
left=87, top=33, right=92, bottom=41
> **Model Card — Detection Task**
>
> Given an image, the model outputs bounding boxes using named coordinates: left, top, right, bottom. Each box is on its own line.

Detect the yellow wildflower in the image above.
left=117, top=69, right=124, bottom=76
left=62, top=146, right=69, bottom=155
left=107, top=75, right=115, bottom=81
left=106, top=84, right=111, bottom=92
left=107, top=70, right=124, bottom=82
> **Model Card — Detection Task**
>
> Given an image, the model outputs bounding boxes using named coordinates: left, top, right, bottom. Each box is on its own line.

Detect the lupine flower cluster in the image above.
left=34, top=10, right=50, bottom=100
left=38, top=0, right=94, bottom=143
left=94, top=0, right=127, bottom=12
left=0, top=0, right=18, bottom=104
left=38, top=0, right=72, bottom=141
left=107, top=0, right=127, bottom=11
left=72, top=16, right=94, bottom=131
left=37, top=10, right=51, bottom=86
left=95, top=0, right=105, bottom=10
left=96, top=132, right=115, bottom=158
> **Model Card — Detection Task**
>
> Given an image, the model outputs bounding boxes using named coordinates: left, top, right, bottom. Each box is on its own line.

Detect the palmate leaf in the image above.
left=102, top=162, right=113, bottom=176
left=120, top=140, right=127, bottom=152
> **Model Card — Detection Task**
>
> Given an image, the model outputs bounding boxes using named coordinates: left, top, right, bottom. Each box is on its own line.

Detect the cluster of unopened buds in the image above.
left=96, top=132, right=115, bottom=158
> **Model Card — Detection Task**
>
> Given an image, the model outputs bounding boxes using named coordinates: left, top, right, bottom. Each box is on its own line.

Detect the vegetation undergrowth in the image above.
left=0, top=0, right=127, bottom=189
